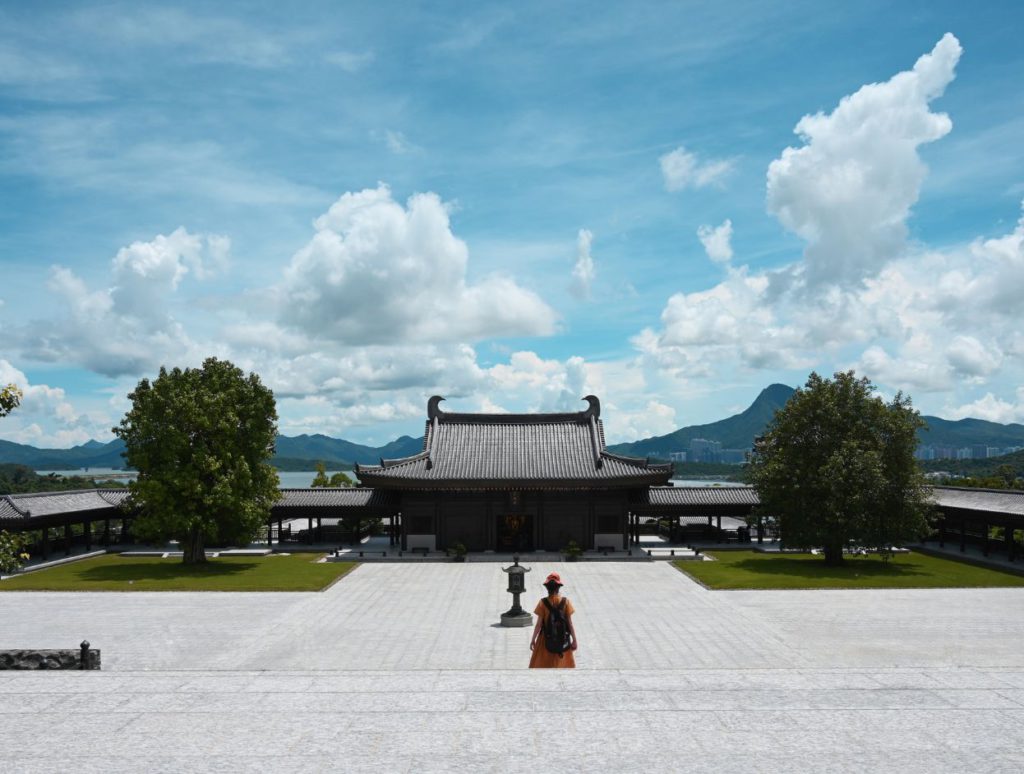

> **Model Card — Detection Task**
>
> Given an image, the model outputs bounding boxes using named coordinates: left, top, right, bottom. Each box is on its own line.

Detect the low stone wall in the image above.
left=0, top=648, right=101, bottom=670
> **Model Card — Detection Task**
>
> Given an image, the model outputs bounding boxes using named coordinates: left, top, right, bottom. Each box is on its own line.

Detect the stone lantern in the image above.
left=500, top=555, right=532, bottom=627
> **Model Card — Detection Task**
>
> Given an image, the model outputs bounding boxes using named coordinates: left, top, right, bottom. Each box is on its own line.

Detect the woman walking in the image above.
left=529, top=572, right=578, bottom=668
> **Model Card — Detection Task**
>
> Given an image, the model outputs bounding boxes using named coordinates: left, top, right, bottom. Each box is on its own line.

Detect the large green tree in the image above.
left=0, top=383, right=22, bottom=418
left=114, top=358, right=279, bottom=563
left=748, top=371, right=931, bottom=565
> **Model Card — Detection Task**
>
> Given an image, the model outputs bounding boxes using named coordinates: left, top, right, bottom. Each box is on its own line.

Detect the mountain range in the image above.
left=3, top=383, right=1024, bottom=470
left=607, top=384, right=1024, bottom=459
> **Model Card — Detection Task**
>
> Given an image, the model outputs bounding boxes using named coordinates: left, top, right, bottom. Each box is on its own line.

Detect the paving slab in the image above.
left=5, top=561, right=1024, bottom=771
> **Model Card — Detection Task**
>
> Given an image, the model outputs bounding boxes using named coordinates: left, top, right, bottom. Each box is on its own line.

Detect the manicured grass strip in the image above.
left=674, top=550, right=1024, bottom=590
left=0, top=554, right=357, bottom=592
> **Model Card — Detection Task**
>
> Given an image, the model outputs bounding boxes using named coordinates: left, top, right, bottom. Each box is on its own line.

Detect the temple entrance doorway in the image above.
left=497, top=512, right=533, bottom=553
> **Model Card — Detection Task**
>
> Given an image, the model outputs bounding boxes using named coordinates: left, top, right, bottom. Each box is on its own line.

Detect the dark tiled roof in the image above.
left=931, top=486, right=1024, bottom=516
left=357, top=396, right=672, bottom=487
left=0, top=489, right=128, bottom=522
left=643, top=485, right=760, bottom=507
left=274, top=488, right=398, bottom=509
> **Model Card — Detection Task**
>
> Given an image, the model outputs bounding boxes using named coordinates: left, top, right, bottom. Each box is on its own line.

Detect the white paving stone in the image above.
left=4, top=560, right=1024, bottom=771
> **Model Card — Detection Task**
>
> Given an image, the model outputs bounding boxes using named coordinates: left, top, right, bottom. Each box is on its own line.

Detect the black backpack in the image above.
left=542, top=598, right=572, bottom=657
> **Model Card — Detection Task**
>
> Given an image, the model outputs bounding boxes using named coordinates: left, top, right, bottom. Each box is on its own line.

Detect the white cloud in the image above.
left=659, top=146, right=734, bottom=191
left=0, top=359, right=110, bottom=447
left=71, top=7, right=290, bottom=68
left=570, top=228, right=595, bottom=299
left=635, top=34, right=1024, bottom=406
left=697, top=219, right=733, bottom=264
left=384, top=130, right=417, bottom=154
left=278, top=184, right=558, bottom=345
left=15, top=228, right=228, bottom=377
left=767, top=33, right=962, bottom=288
left=947, top=389, right=1024, bottom=424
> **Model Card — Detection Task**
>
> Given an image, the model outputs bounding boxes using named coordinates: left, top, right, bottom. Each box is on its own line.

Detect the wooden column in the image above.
left=84, top=520, right=92, bottom=551
left=960, top=518, right=967, bottom=553
left=622, top=511, right=629, bottom=550
left=1008, top=527, right=1015, bottom=562
left=41, top=527, right=49, bottom=559
left=757, top=515, right=764, bottom=544
left=716, top=515, right=722, bottom=542
left=268, top=516, right=274, bottom=548
left=103, top=518, right=111, bottom=547
left=939, top=518, right=945, bottom=548
left=307, top=516, right=313, bottom=544
left=983, top=523, right=990, bottom=557
left=64, top=519, right=72, bottom=556
left=316, top=516, right=322, bottom=543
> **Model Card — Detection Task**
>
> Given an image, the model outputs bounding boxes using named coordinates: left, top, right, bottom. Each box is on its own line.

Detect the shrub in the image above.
left=0, top=530, right=30, bottom=574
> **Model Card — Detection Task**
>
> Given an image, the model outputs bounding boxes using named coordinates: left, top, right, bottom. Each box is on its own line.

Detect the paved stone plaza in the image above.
left=3, top=561, right=1024, bottom=771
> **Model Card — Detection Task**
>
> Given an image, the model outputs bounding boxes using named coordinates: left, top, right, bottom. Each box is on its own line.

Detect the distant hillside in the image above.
left=609, top=383, right=1024, bottom=460
left=0, top=433, right=426, bottom=471
left=917, top=416, right=1024, bottom=449
left=609, top=384, right=795, bottom=459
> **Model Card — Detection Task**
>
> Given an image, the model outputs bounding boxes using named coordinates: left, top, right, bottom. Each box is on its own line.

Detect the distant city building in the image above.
left=668, top=451, right=687, bottom=462
left=688, top=438, right=722, bottom=463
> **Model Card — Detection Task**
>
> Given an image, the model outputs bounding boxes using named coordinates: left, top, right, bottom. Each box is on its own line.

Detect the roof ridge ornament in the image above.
left=427, top=395, right=445, bottom=420
left=582, top=395, right=600, bottom=418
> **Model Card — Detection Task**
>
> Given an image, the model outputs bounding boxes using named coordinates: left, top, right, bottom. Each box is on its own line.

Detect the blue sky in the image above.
left=1, top=1, right=1023, bottom=448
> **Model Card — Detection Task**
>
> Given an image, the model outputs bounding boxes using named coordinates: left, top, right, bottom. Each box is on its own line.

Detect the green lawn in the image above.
left=0, top=553, right=357, bottom=592
left=674, top=550, right=1024, bottom=590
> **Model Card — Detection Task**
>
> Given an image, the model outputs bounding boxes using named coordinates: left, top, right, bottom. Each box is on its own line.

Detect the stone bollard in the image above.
left=80, top=640, right=90, bottom=670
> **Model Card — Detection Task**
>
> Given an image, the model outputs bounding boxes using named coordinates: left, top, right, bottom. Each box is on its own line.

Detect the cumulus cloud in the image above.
left=278, top=185, right=558, bottom=345
left=697, top=220, right=733, bottom=264
left=0, top=359, right=109, bottom=447
left=570, top=228, right=595, bottom=299
left=15, top=228, right=227, bottom=377
left=767, top=33, right=962, bottom=288
left=659, top=146, right=733, bottom=191
left=947, top=389, right=1024, bottom=424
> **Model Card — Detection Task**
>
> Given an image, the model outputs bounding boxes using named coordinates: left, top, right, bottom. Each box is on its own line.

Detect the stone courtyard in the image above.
left=3, top=561, right=1024, bottom=771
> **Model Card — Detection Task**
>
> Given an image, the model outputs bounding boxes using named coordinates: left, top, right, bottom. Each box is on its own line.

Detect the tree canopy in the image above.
left=0, top=383, right=22, bottom=418
left=748, top=371, right=932, bottom=564
left=114, top=358, right=279, bottom=563
left=310, top=461, right=355, bottom=488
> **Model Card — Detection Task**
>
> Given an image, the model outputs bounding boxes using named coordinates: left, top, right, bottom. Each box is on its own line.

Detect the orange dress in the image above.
left=528, top=595, right=576, bottom=668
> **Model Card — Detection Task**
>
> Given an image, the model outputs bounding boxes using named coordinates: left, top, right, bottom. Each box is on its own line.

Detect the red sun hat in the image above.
left=544, top=572, right=563, bottom=587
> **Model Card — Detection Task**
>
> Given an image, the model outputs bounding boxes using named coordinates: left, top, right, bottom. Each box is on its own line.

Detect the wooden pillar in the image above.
left=41, top=527, right=49, bottom=559
left=277, top=517, right=283, bottom=545
left=960, top=518, right=967, bottom=553
left=268, top=516, right=274, bottom=548
left=103, top=518, right=111, bottom=547
left=757, top=515, right=764, bottom=544
left=316, top=516, right=322, bottom=543
left=984, top=523, right=990, bottom=557
left=84, top=520, right=92, bottom=551
left=622, top=511, right=629, bottom=550
left=716, top=515, right=722, bottom=542
left=939, top=518, right=945, bottom=548
left=1008, top=527, right=1015, bottom=562
left=307, top=516, right=313, bottom=545
left=399, top=511, right=407, bottom=552
left=64, top=519, right=72, bottom=556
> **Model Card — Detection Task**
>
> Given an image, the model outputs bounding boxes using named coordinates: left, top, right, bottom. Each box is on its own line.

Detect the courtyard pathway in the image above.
left=3, top=561, right=1024, bottom=771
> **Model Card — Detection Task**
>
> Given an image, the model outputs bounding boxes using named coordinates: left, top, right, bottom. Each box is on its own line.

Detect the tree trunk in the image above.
left=822, top=543, right=845, bottom=565
left=182, top=527, right=206, bottom=564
